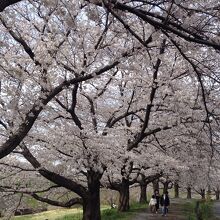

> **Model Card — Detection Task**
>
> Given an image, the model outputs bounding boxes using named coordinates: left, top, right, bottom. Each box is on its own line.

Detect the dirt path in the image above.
left=213, top=201, right=220, bottom=220
left=131, top=199, right=187, bottom=220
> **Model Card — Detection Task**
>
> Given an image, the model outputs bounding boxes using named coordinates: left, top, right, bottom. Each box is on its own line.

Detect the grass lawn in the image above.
left=8, top=203, right=146, bottom=220
left=183, top=199, right=216, bottom=220
left=101, top=202, right=146, bottom=220
left=11, top=208, right=83, bottom=220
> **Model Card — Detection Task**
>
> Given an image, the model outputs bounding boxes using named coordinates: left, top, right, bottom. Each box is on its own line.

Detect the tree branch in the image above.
left=31, top=194, right=83, bottom=207
left=20, top=143, right=88, bottom=199
left=0, top=0, right=22, bottom=12
left=127, top=39, right=167, bottom=150
left=0, top=55, right=124, bottom=159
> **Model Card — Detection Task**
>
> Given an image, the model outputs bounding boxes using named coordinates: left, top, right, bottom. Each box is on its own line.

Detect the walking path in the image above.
left=132, top=199, right=220, bottom=220
left=131, top=199, right=186, bottom=220
left=213, top=201, right=220, bottom=220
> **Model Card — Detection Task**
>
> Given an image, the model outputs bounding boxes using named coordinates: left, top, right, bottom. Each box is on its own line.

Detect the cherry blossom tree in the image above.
left=89, top=1, right=220, bottom=50
left=1, top=1, right=220, bottom=220
left=1, top=1, right=220, bottom=161
left=0, top=0, right=133, bottom=159
left=0, top=2, right=142, bottom=218
left=88, top=1, right=220, bottom=154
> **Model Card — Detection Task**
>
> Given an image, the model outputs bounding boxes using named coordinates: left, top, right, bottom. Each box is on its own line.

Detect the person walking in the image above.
left=160, top=191, right=170, bottom=216
left=154, top=189, right=160, bottom=213
left=149, top=195, right=157, bottom=213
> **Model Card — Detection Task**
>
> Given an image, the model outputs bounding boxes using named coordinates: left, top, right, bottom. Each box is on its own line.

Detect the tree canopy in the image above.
left=1, top=1, right=220, bottom=220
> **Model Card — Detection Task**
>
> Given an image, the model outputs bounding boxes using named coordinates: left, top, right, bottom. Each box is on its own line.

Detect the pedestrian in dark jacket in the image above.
left=154, top=190, right=160, bottom=213
left=160, top=191, right=170, bottom=216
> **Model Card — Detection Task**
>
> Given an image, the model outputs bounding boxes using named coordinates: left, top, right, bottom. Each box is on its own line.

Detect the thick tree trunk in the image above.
left=118, top=178, right=130, bottom=212
left=187, top=187, right=192, bottom=199
left=174, top=182, right=179, bottom=198
left=139, top=183, right=147, bottom=203
left=82, top=171, right=101, bottom=220
left=153, top=179, right=159, bottom=192
left=215, top=190, right=220, bottom=200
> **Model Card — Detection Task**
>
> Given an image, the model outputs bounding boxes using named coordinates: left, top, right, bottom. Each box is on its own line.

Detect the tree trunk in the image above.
left=139, top=183, right=147, bottom=203
left=118, top=178, right=130, bottom=212
left=153, top=179, right=159, bottom=192
left=82, top=171, right=101, bottom=220
left=187, top=187, right=191, bottom=199
left=174, top=182, right=179, bottom=198
left=163, top=181, right=168, bottom=194
left=206, top=186, right=211, bottom=200
left=215, top=190, right=220, bottom=200
left=200, top=189, right=205, bottom=200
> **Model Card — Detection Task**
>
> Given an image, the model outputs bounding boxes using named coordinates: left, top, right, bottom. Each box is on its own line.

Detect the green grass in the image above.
left=102, top=202, right=146, bottom=220
left=54, top=211, right=83, bottom=220
left=9, top=202, right=146, bottom=220
left=183, top=199, right=215, bottom=220
left=54, top=203, right=146, bottom=220
left=183, top=199, right=197, bottom=220
left=200, top=201, right=214, bottom=219
left=10, top=208, right=83, bottom=220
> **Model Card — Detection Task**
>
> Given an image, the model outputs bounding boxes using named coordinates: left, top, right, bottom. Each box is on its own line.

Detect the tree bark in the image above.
left=187, top=187, right=192, bottom=199
left=139, top=183, right=147, bottom=203
left=215, top=190, right=220, bottom=200
left=82, top=171, right=101, bottom=220
left=118, top=178, right=130, bottom=212
left=153, top=179, right=159, bottom=192
left=163, top=182, right=168, bottom=194
left=174, top=182, right=179, bottom=198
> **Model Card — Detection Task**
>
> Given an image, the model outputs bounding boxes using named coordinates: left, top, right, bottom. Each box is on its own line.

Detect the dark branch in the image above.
left=31, top=194, right=83, bottom=207
left=0, top=0, right=22, bottom=12
left=20, top=143, right=88, bottom=199
left=0, top=56, right=123, bottom=159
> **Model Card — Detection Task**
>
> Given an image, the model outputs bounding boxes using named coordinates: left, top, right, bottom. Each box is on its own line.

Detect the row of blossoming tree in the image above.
left=1, top=1, right=220, bottom=220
